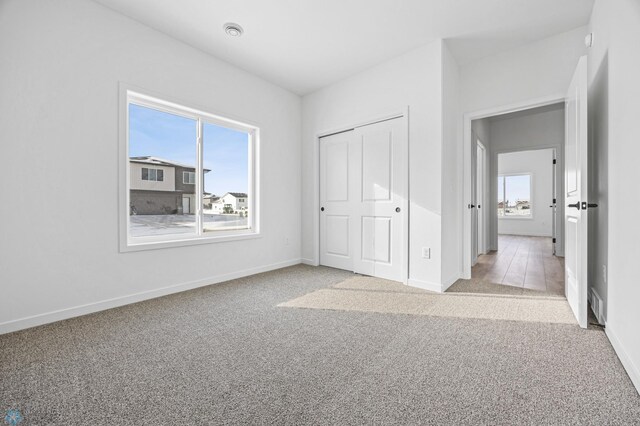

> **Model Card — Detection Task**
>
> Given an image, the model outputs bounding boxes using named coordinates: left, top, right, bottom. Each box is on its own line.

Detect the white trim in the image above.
left=313, top=107, right=410, bottom=285
left=119, top=83, right=261, bottom=252
left=0, top=259, right=302, bottom=335
left=441, top=272, right=461, bottom=292
left=605, top=324, right=640, bottom=394
left=301, top=258, right=318, bottom=266
left=462, top=93, right=565, bottom=279
left=407, top=278, right=443, bottom=293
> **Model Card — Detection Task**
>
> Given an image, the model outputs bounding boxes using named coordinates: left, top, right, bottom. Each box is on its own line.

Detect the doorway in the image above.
left=318, top=116, right=408, bottom=283
left=182, top=196, right=190, bottom=214
left=465, top=106, right=565, bottom=295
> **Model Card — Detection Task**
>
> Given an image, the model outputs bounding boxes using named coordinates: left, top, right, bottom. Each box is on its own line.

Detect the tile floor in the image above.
left=472, top=235, right=564, bottom=296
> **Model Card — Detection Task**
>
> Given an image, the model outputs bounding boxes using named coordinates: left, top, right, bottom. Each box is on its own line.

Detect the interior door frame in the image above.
left=311, top=107, right=410, bottom=284
left=476, top=140, right=487, bottom=257
left=492, top=146, right=560, bottom=254
left=462, top=95, right=565, bottom=279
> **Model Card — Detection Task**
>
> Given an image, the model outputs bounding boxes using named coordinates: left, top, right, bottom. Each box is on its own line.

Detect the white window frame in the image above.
left=142, top=167, right=164, bottom=182
left=119, top=87, right=260, bottom=252
left=498, top=173, right=533, bottom=220
left=183, top=171, right=196, bottom=185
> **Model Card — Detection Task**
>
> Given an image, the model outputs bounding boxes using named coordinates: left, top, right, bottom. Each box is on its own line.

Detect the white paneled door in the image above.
left=319, top=117, right=407, bottom=283
left=564, top=56, right=589, bottom=328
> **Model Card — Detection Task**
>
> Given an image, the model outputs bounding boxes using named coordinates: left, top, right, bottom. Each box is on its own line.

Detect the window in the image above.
left=498, top=174, right=532, bottom=218
left=183, top=171, right=195, bottom=184
left=122, top=89, right=258, bottom=251
left=142, top=167, right=164, bottom=181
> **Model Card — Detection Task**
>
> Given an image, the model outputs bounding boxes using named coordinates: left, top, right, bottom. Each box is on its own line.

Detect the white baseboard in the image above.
left=0, top=258, right=302, bottom=335
left=441, top=272, right=462, bottom=292
left=408, top=278, right=442, bottom=293
left=301, top=258, right=317, bottom=266
left=606, top=324, right=640, bottom=394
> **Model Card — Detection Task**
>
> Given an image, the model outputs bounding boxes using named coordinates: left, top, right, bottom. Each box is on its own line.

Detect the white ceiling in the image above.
left=94, top=0, right=594, bottom=95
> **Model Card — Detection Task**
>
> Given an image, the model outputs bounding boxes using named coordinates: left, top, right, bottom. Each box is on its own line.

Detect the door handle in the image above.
left=468, top=204, right=476, bottom=209
left=395, top=207, right=401, bottom=213
left=582, top=202, right=598, bottom=209
left=568, top=202, right=580, bottom=210
left=320, top=207, right=325, bottom=212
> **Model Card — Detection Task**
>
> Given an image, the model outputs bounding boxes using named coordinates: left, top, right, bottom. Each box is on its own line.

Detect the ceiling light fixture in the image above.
left=223, top=23, right=244, bottom=37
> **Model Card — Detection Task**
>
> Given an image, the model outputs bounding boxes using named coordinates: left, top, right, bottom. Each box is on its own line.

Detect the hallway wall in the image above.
left=589, top=0, right=640, bottom=393
left=488, top=105, right=565, bottom=254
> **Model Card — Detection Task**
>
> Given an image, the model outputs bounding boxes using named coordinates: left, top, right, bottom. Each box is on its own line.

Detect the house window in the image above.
left=142, top=167, right=164, bottom=181
left=498, top=174, right=532, bottom=218
left=122, top=89, right=259, bottom=251
left=183, top=171, right=195, bottom=184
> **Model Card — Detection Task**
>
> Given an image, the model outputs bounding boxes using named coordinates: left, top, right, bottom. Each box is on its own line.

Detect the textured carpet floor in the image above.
left=281, top=275, right=576, bottom=324
left=1, top=265, right=639, bottom=425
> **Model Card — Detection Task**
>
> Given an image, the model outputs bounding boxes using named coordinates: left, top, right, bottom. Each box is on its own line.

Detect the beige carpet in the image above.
left=3, top=265, right=639, bottom=425
left=279, top=275, right=577, bottom=325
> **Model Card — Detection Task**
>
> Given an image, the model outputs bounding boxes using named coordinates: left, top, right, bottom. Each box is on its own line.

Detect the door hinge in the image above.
left=553, top=159, right=557, bottom=165
left=553, top=198, right=556, bottom=204
left=553, top=238, right=557, bottom=243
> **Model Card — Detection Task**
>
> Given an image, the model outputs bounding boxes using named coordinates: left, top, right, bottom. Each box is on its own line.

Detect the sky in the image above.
left=129, top=104, right=248, bottom=196
left=498, top=174, right=530, bottom=205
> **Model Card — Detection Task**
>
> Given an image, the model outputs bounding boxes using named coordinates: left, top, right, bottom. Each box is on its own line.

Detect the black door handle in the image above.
left=395, top=207, right=401, bottom=213
left=320, top=207, right=324, bottom=212
left=468, top=204, right=476, bottom=209
left=568, top=203, right=580, bottom=210
left=582, top=202, right=598, bottom=209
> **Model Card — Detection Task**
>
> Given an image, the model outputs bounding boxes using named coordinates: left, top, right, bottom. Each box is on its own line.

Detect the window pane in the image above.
left=504, top=175, right=531, bottom=217
left=128, top=103, right=197, bottom=237
left=141, top=167, right=149, bottom=181
left=202, top=122, right=250, bottom=232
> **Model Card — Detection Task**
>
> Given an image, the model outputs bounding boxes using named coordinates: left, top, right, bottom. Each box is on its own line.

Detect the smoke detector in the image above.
left=223, top=23, right=244, bottom=37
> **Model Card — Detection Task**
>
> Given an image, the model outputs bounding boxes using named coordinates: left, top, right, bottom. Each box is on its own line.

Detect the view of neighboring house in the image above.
left=498, top=200, right=531, bottom=216
left=209, top=192, right=248, bottom=214
left=203, top=194, right=220, bottom=209
left=129, top=156, right=209, bottom=215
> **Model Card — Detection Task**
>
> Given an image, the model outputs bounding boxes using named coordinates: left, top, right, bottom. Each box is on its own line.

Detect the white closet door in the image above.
left=320, top=117, right=407, bottom=283
left=319, top=130, right=356, bottom=271
left=353, top=118, right=407, bottom=282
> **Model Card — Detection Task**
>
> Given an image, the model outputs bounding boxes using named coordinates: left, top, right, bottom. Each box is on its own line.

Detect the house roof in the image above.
left=129, top=156, right=210, bottom=172
left=223, top=192, right=248, bottom=198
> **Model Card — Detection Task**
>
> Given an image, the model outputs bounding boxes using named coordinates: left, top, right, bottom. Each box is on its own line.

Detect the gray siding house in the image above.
left=129, top=156, right=209, bottom=215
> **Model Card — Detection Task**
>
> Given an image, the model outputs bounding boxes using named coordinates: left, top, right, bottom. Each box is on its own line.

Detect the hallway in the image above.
left=470, top=235, right=564, bottom=296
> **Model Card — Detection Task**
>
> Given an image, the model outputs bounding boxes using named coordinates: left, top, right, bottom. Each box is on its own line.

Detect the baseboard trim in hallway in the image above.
left=0, top=258, right=302, bottom=335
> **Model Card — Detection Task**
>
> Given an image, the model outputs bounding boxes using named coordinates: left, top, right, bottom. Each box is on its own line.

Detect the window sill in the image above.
left=120, top=230, right=261, bottom=252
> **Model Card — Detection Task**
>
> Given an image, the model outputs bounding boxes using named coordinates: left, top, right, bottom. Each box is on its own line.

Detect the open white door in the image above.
left=564, top=56, right=589, bottom=328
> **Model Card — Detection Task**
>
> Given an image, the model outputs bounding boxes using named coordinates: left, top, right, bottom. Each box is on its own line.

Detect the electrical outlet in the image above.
left=422, top=247, right=430, bottom=259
